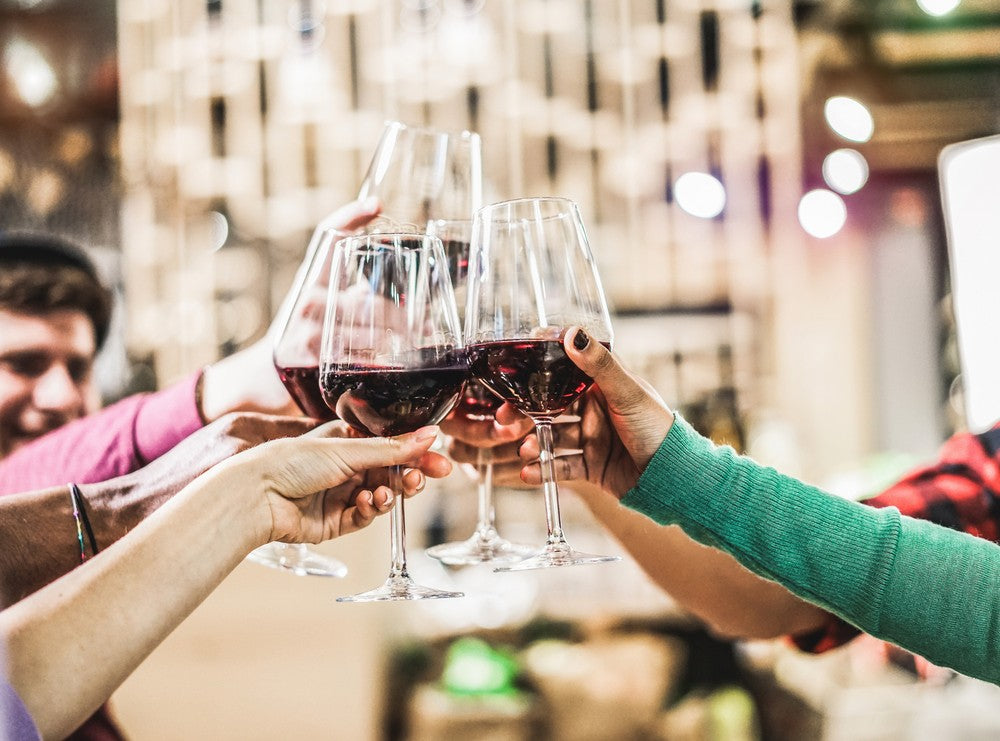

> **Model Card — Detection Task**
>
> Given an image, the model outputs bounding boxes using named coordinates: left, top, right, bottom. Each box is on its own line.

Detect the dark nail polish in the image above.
left=573, top=330, right=590, bottom=351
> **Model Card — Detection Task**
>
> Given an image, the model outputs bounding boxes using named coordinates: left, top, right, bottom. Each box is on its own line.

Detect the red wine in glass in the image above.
left=456, top=378, right=503, bottom=420
left=467, top=338, right=608, bottom=418
left=464, top=196, right=618, bottom=571
left=276, top=364, right=336, bottom=421
left=320, top=355, right=469, bottom=437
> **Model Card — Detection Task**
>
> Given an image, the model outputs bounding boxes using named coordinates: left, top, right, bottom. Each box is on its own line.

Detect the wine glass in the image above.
left=320, top=232, right=468, bottom=601
left=465, top=197, right=620, bottom=571
left=358, top=120, right=482, bottom=232
left=246, top=225, right=351, bottom=578
left=424, top=218, right=534, bottom=566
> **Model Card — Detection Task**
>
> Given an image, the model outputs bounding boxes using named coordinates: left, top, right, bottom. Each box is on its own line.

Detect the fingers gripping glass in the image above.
left=246, top=225, right=351, bottom=578
left=320, top=233, right=467, bottom=601
left=465, top=197, right=620, bottom=571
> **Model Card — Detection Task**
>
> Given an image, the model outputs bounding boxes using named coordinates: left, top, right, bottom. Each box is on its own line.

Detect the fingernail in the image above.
left=573, top=329, right=590, bottom=351
left=414, top=426, right=439, bottom=442
left=382, top=491, right=394, bottom=508
left=362, top=195, right=380, bottom=212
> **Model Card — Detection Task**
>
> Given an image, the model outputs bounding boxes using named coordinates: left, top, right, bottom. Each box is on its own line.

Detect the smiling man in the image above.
left=0, top=231, right=112, bottom=459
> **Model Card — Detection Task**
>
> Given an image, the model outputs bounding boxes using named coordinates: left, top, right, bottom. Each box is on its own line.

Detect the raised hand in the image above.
left=508, top=327, right=675, bottom=500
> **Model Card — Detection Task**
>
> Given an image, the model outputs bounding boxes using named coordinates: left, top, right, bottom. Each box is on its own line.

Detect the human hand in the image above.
left=199, top=198, right=382, bottom=421
left=216, top=424, right=450, bottom=544
left=508, top=327, right=674, bottom=499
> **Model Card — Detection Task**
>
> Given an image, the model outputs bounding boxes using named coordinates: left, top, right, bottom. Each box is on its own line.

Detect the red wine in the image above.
left=442, top=238, right=470, bottom=286
left=467, top=339, right=604, bottom=418
left=276, top=365, right=336, bottom=421
left=320, top=353, right=469, bottom=437
left=455, top=379, right=503, bottom=421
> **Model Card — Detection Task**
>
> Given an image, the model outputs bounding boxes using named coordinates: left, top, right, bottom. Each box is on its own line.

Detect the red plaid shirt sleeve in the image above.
left=790, top=422, right=1000, bottom=653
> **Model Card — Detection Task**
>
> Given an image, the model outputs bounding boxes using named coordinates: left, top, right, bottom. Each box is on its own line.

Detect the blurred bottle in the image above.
left=702, top=344, right=746, bottom=453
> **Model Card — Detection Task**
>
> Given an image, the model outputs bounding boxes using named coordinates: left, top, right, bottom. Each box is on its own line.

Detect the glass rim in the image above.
left=474, top=196, right=580, bottom=220
left=478, top=196, right=577, bottom=209
left=332, top=231, right=446, bottom=256
left=380, top=119, right=481, bottom=144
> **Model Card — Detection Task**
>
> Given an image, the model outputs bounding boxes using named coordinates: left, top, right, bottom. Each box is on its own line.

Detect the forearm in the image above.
left=570, top=481, right=829, bottom=639
left=622, top=415, right=1000, bottom=683
left=1, top=466, right=264, bottom=740
left=0, top=478, right=169, bottom=604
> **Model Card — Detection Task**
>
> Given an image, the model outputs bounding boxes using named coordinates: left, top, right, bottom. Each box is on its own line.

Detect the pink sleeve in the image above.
left=0, top=372, right=205, bottom=495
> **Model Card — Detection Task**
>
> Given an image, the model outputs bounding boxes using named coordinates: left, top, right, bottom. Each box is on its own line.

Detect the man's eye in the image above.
left=67, top=360, right=92, bottom=383
left=3, top=356, right=48, bottom=378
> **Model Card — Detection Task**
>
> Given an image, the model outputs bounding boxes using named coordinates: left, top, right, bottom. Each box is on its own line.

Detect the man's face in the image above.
left=0, top=308, right=98, bottom=458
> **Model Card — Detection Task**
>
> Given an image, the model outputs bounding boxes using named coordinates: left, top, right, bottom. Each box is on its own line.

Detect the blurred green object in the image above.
left=707, top=685, right=760, bottom=741
left=441, top=637, right=520, bottom=697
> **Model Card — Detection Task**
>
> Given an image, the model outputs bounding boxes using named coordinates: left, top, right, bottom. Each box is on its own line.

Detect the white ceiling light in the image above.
left=822, top=149, right=869, bottom=195
left=798, top=189, right=847, bottom=238
left=674, top=171, right=726, bottom=219
left=824, top=96, right=874, bottom=143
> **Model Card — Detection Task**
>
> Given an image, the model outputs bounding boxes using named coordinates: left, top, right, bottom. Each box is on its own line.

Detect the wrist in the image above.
left=77, top=478, right=137, bottom=550
left=209, top=451, right=277, bottom=549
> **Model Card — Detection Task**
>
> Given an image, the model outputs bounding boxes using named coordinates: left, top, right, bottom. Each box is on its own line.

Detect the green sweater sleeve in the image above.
left=620, top=415, right=1000, bottom=684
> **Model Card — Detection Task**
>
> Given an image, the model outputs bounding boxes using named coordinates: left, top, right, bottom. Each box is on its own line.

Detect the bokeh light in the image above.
left=798, top=189, right=847, bottom=238
left=4, top=38, right=58, bottom=107
left=822, top=149, right=869, bottom=194
left=674, top=171, right=726, bottom=219
left=917, top=0, right=960, bottom=16
left=824, top=96, right=874, bottom=143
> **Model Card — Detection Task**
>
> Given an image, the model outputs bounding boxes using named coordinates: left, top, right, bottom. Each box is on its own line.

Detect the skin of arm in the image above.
left=1, top=424, right=445, bottom=740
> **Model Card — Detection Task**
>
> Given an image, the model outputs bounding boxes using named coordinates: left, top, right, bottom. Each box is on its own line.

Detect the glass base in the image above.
left=246, top=543, right=348, bottom=578
left=492, top=541, right=620, bottom=572
left=425, top=532, right=535, bottom=566
left=336, top=573, right=464, bottom=602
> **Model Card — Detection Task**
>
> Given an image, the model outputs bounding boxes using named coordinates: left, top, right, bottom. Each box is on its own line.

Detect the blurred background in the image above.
left=2, top=0, right=999, bottom=738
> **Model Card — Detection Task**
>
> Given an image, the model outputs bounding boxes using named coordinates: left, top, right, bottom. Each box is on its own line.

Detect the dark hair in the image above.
left=0, top=231, right=114, bottom=349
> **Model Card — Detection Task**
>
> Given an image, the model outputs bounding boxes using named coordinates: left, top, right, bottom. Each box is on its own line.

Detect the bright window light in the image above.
left=674, top=171, right=726, bottom=219
left=917, top=0, right=960, bottom=16
left=798, top=189, right=846, bottom=238
left=822, top=149, right=869, bottom=195
left=824, top=96, right=874, bottom=143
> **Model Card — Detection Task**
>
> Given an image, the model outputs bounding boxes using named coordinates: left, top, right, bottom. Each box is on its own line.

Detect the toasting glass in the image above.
left=320, top=232, right=468, bottom=601
left=246, top=225, right=351, bottom=578
left=465, top=197, right=620, bottom=571
left=358, top=120, right=482, bottom=232
left=424, top=218, right=534, bottom=566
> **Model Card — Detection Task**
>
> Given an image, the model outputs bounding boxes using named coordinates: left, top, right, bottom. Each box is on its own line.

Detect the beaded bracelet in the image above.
left=68, top=483, right=99, bottom=563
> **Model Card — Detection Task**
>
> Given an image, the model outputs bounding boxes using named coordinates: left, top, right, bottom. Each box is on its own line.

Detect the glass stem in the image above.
left=388, top=465, right=409, bottom=579
left=474, top=448, right=497, bottom=540
left=535, top=420, right=566, bottom=545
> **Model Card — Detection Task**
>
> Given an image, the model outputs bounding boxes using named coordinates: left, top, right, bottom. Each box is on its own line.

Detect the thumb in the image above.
left=563, top=327, right=649, bottom=412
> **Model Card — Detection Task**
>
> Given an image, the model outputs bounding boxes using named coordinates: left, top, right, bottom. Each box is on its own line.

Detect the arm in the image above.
left=0, top=413, right=318, bottom=604
left=512, top=330, right=1000, bottom=682
left=623, top=414, right=1000, bottom=683
left=566, top=479, right=829, bottom=639
left=456, top=370, right=828, bottom=639
left=1, top=424, right=444, bottom=740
